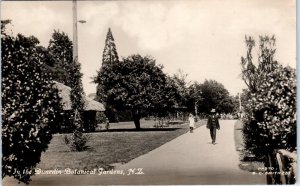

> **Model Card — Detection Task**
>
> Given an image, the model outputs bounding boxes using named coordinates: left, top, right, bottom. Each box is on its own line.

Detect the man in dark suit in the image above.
left=206, top=109, right=220, bottom=145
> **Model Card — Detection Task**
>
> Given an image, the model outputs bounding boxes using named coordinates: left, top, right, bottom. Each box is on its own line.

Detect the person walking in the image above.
left=206, top=109, right=220, bottom=145
left=188, top=114, right=195, bottom=133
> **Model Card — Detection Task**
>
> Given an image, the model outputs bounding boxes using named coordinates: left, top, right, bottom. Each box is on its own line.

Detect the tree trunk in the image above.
left=132, top=109, right=141, bottom=130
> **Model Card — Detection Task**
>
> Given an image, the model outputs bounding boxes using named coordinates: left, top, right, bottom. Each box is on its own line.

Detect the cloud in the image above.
left=1, top=0, right=295, bottom=95
left=1, top=1, right=73, bottom=46
left=78, top=1, right=119, bottom=38
left=115, top=1, right=205, bottom=51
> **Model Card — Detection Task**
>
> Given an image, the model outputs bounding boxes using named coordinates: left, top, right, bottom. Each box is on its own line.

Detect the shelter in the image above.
left=54, top=81, right=105, bottom=133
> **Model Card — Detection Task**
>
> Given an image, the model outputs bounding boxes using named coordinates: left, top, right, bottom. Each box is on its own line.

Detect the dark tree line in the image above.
left=94, top=28, right=239, bottom=129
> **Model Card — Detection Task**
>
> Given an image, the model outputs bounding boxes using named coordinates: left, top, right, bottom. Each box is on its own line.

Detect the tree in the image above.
left=217, top=96, right=237, bottom=114
left=47, top=30, right=88, bottom=151
left=241, top=35, right=296, bottom=165
left=103, top=54, right=178, bottom=129
left=47, top=30, right=73, bottom=87
left=240, top=88, right=251, bottom=109
left=197, top=79, right=232, bottom=113
left=240, top=36, right=257, bottom=92
left=94, top=28, right=119, bottom=121
left=102, top=28, right=119, bottom=67
left=188, top=82, right=203, bottom=116
left=1, top=21, right=62, bottom=184
left=67, top=61, right=88, bottom=151
left=171, top=69, right=192, bottom=111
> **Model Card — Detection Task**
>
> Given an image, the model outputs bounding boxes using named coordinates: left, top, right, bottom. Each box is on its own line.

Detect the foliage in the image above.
left=69, top=130, right=90, bottom=151
left=68, top=55, right=87, bottom=151
left=188, top=82, right=203, bottom=116
left=47, top=30, right=73, bottom=87
left=64, top=126, right=89, bottom=152
left=69, top=62, right=85, bottom=115
left=95, top=27, right=119, bottom=103
left=102, top=28, right=119, bottom=67
left=240, top=89, right=251, bottom=109
left=170, top=69, right=193, bottom=111
left=197, top=79, right=234, bottom=113
left=1, top=19, right=12, bottom=35
left=240, top=36, right=257, bottom=92
left=1, top=21, right=62, bottom=184
left=241, top=35, right=296, bottom=160
left=95, top=111, right=107, bottom=124
left=218, top=95, right=238, bottom=114
left=95, top=28, right=119, bottom=121
left=45, top=28, right=88, bottom=151
left=99, top=54, right=179, bottom=129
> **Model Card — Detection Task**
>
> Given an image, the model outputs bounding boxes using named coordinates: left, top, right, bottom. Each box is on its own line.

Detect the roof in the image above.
left=53, top=81, right=105, bottom=111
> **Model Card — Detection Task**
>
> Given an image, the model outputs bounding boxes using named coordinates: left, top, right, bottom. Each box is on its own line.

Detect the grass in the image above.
left=233, top=120, right=265, bottom=173
left=37, top=119, right=206, bottom=171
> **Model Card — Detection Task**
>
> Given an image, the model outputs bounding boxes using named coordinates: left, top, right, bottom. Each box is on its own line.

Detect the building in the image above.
left=54, top=81, right=105, bottom=133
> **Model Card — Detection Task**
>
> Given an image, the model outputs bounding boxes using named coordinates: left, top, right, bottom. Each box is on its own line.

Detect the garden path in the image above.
left=3, top=120, right=266, bottom=185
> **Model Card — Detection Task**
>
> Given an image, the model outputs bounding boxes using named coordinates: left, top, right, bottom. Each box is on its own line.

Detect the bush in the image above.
left=96, top=112, right=107, bottom=124
left=1, top=22, right=62, bottom=184
left=64, top=111, right=90, bottom=151
left=243, top=65, right=296, bottom=158
left=64, top=130, right=90, bottom=152
left=241, top=35, right=296, bottom=161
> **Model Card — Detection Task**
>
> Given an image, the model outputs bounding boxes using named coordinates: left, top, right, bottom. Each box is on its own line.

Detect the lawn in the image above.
left=233, top=120, right=264, bottom=173
left=37, top=119, right=206, bottom=171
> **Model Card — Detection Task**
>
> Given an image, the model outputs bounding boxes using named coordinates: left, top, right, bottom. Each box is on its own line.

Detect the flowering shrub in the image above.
left=1, top=23, right=62, bottom=183
left=241, top=36, right=296, bottom=160
left=244, top=65, right=296, bottom=158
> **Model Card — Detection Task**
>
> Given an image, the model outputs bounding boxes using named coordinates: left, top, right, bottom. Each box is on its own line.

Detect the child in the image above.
left=105, top=117, right=110, bottom=131
left=189, top=114, right=195, bottom=133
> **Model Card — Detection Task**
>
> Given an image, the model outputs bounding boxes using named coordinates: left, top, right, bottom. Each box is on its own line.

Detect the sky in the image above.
left=1, top=0, right=296, bottom=96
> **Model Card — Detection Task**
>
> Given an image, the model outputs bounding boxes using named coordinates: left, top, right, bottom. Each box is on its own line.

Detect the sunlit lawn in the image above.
left=37, top=119, right=206, bottom=171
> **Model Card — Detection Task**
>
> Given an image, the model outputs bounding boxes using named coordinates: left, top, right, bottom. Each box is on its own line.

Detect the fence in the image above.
left=267, top=149, right=297, bottom=184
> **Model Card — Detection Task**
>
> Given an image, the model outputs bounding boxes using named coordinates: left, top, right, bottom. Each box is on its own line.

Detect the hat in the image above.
left=210, top=109, right=216, bottom=113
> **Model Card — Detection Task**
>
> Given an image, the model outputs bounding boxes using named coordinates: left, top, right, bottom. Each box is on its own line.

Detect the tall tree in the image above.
left=67, top=61, right=87, bottom=151
left=1, top=21, right=62, bottom=184
left=46, top=30, right=86, bottom=135
left=94, top=28, right=119, bottom=121
left=102, top=28, right=119, bottom=67
left=47, top=30, right=73, bottom=87
left=46, top=29, right=86, bottom=150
